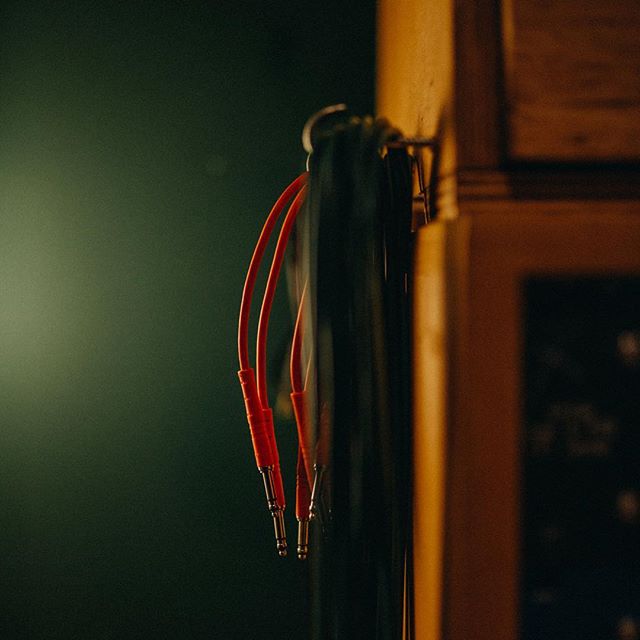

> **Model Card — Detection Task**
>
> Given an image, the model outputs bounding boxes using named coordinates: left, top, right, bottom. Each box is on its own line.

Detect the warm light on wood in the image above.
left=413, top=213, right=640, bottom=640
left=412, top=224, right=449, bottom=640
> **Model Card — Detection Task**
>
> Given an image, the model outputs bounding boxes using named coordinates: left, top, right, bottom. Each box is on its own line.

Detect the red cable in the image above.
left=254, top=186, right=307, bottom=510
left=237, top=175, right=306, bottom=469
left=291, top=293, right=312, bottom=559
left=290, top=283, right=307, bottom=394
left=237, top=174, right=306, bottom=538
left=256, top=186, right=307, bottom=407
left=295, top=449, right=311, bottom=520
left=237, top=173, right=307, bottom=371
left=291, top=289, right=313, bottom=560
left=290, top=284, right=314, bottom=487
left=236, top=172, right=309, bottom=556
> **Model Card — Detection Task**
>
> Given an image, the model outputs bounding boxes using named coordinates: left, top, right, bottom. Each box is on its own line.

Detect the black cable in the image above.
left=306, top=115, right=413, bottom=640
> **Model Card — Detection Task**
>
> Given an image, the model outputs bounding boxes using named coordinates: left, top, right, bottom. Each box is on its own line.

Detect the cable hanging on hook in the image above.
left=236, top=107, right=438, bottom=609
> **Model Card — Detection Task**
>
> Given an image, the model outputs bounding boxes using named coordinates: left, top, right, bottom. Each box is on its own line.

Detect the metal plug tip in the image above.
left=296, top=519, right=309, bottom=561
left=272, top=508, right=287, bottom=558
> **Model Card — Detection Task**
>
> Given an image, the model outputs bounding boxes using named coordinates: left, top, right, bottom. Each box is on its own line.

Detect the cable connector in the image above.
left=295, top=449, right=311, bottom=560
left=297, top=518, right=309, bottom=560
left=238, top=367, right=287, bottom=556
left=308, top=464, right=326, bottom=522
left=260, top=466, right=287, bottom=557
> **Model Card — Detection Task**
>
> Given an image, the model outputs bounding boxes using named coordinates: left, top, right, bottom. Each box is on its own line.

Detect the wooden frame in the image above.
left=413, top=211, right=640, bottom=640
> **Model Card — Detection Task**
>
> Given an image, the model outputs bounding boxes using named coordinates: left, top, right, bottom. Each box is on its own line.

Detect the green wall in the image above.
left=0, top=2, right=374, bottom=637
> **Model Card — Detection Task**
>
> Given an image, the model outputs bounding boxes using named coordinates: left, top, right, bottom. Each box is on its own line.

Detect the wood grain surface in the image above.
left=502, top=0, right=640, bottom=161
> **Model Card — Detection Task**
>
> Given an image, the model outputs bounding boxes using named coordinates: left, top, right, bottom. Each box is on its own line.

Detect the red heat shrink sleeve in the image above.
left=237, top=367, right=275, bottom=468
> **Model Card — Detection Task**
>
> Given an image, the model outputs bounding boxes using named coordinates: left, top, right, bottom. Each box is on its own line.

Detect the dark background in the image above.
left=0, top=2, right=375, bottom=638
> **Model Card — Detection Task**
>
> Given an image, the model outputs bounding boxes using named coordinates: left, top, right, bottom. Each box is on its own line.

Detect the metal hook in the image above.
left=302, top=104, right=349, bottom=154
left=302, top=108, right=440, bottom=225
left=302, top=104, right=349, bottom=171
left=386, top=137, right=440, bottom=226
